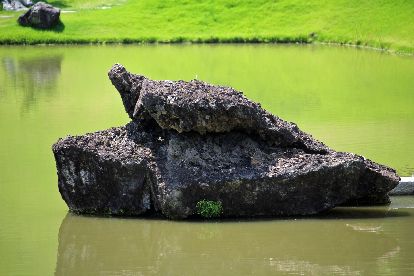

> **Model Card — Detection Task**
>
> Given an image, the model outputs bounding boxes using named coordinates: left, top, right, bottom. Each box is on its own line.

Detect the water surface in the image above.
left=0, top=44, right=413, bottom=275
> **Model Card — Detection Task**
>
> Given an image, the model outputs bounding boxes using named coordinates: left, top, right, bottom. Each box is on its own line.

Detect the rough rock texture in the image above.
left=108, top=64, right=329, bottom=154
left=18, top=2, right=60, bottom=29
left=53, top=121, right=398, bottom=219
left=53, top=64, right=400, bottom=219
left=53, top=123, right=153, bottom=216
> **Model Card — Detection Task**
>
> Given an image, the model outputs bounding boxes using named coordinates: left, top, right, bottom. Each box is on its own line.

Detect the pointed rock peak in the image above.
left=108, top=63, right=146, bottom=119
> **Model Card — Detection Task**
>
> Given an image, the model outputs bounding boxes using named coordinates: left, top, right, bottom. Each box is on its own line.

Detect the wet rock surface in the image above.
left=18, top=2, right=60, bottom=29
left=53, top=64, right=400, bottom=219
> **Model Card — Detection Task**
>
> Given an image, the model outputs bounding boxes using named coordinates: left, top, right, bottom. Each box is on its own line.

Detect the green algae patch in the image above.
left=196, top=200, right=223, bottom=219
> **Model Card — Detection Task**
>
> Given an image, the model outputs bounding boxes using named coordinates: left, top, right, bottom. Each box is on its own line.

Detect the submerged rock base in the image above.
left=52, top=64, right=399, bottom=219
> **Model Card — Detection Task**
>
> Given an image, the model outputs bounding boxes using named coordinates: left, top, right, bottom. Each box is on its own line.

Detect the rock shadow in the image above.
left=19, top=20, right=65, bottom=32
left=51, top=20, right=65, bottom=32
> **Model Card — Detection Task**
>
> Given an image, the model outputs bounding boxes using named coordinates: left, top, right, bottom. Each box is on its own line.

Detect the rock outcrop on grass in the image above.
left=18, top=2, right=60, bottom=29
left=52, top=64, right=400, bottom=219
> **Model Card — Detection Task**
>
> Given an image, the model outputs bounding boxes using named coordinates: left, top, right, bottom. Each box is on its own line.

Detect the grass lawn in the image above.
left=0, top=0, right=413, bottom=53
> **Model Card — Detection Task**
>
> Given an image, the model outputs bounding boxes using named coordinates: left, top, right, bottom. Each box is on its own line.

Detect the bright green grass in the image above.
left=0, top=0, right=414, bottom=53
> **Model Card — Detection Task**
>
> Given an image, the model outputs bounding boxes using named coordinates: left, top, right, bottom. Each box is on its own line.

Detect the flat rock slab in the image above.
left=108, top=64, right=329, bottom=154
left=389, top=177, right=414, bottom=195
left=53, top=121, right=399, bottom=219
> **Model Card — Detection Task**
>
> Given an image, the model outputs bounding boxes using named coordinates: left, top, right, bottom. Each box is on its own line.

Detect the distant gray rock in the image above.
left=18, top=2, right=60, bottom=29
left=52, top=64, right=400, bottom=219
left=2, top=0, right=29, bottom=11
left=389, top=177, right=414, bottom=195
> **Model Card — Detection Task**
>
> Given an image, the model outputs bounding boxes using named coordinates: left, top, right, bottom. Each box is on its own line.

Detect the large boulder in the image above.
left=52, top=64, right=400, bottom=219
left=18, top=2, right=60, bottom=29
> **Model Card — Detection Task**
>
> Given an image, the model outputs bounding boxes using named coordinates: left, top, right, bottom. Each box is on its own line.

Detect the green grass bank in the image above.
left=0, top=0, right=413, bottom=53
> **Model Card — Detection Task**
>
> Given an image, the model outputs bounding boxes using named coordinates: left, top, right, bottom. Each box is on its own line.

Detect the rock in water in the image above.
left=52, top=64, right=400, bottom=219
left=18, top=2, right=60, bottom=29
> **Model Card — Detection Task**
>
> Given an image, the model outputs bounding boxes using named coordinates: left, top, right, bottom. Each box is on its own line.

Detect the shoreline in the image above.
left=1, top=0, right=413, bottom=55
left=0, top=39, right=413, bottom=56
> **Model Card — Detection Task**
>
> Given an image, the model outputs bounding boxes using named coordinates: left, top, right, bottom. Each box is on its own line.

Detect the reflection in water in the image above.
left=55, top=211, right=402, bottom=275
left=1, top=55, right=63, bottom=111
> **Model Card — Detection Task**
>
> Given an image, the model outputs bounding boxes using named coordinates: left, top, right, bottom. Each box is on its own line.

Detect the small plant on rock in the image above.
left=196, top=200, right=223, bottom=218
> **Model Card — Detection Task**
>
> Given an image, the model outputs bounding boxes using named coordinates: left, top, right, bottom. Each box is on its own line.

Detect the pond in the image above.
left=0, top=44, right=413, bottom=275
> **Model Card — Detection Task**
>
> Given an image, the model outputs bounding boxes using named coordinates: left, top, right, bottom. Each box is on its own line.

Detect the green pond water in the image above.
left=0, top=44, right=413, bottom=275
